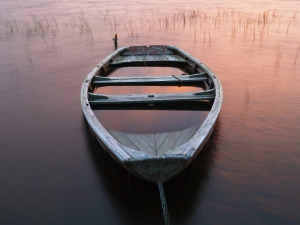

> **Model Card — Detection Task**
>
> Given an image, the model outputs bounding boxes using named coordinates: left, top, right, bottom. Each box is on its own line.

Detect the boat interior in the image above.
left=86, top=45, right=216, bottom=156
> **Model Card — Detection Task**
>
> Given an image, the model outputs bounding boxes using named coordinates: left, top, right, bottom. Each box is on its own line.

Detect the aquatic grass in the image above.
left=286, top=19, right=291, bottom=34
left=1, top=16, right=19, bottom=34
left=244, top=81, right=250, bottom=105
left=275, top=46, right=283, bottom=68
left=294, top=44, right=300, bottom=66
left=124, top=22, right=138, bottom=38
left=0, top=7, right=298, bottom=61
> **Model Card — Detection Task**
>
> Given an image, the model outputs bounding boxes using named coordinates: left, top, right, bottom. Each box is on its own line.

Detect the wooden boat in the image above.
left=81, top=45, right=222, bottom=183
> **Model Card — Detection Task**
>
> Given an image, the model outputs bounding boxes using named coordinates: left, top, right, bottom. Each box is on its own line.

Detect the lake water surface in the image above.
left=1, top=0, right=300, bottom=224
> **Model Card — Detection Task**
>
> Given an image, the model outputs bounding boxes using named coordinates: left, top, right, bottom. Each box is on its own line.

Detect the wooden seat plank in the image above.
left=93, top=73, right=207, bottom=86
left=88, top=89, right=215, bottom=105
left=91, top=101, right=213, bottom=111
left=111, top=54, right=186, bottom=65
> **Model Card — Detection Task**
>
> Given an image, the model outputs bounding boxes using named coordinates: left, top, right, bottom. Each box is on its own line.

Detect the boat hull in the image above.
left=81, top=45, right=222, bottom=183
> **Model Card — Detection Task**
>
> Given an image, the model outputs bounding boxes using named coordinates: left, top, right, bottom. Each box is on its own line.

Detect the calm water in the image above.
left=1, top=0, right=300, bottom=224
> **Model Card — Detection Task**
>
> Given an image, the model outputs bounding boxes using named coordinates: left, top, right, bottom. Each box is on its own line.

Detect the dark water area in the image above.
left=1, top=0, right=300, bottom=224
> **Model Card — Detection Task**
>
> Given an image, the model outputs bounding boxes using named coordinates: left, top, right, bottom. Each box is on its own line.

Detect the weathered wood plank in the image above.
left=140, top=134, right=156, bottom=149
left=125, top=134, right=156, bottom=156
left=93, top=73, right=207, bottom=86
left=129, top=46, right=148, bottom=55
left=121, top=45, right=175, bottom=56
left=173, top=126, right=199, bottom=148
left=113, top=56, right=128, bottom=64
left=91, top=101, right=213, bottom=111
left=88, top=89, right=215, bottom=105
left=154, top=133, right=169, bottom=150
left=166, top=55, right=184, bottom=61
left=111, top=54, right=186, bottom=65
left=109, top=130, right=139, bottom=151
left=93, top=72, right=207, bottom=81
left=118, top=145, right=149, bottom=158
left=148, top=45, right=167, bottom=55
left=109, top=126, right=200, bottom=157
left=157, top=131, right=183, bottom=156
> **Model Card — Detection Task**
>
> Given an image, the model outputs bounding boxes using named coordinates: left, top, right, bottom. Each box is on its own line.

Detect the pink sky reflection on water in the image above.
left=93, top=67, right=208, bottom=133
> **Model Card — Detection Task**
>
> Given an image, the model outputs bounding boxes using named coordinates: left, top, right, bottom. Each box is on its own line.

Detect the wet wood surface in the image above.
left=93, top=73, right=208, bottom=86
left=111, top=55, right=186, bottom=65
left=88, top=89, right=215, bottom=105
left=108, top=125, right=200, bottom=157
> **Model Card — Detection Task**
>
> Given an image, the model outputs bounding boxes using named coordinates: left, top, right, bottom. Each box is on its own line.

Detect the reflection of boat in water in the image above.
left=81, top=45, right=223, bottom=183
